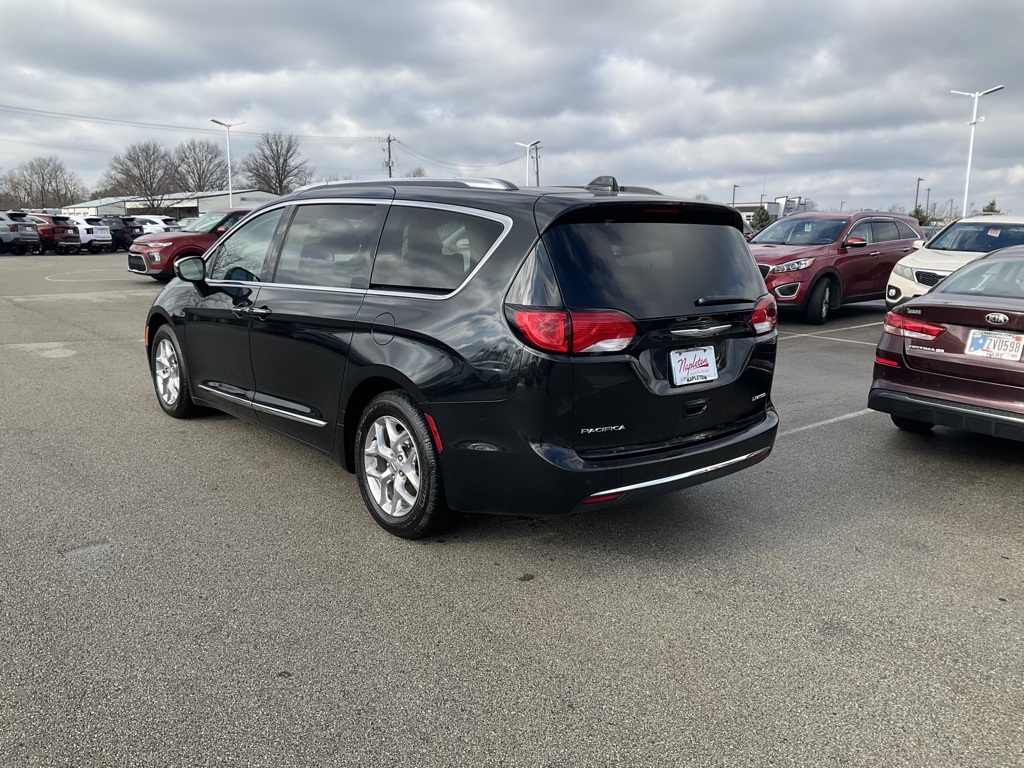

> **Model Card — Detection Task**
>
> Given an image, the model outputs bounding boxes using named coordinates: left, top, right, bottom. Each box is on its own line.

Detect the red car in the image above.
left=749, top=210, right=922, bottom=324
left=27, top=213, right=82, bottom=254
left=127, top=208, right=250, bottom=279
left=868, top=246, right=1024, bottom=441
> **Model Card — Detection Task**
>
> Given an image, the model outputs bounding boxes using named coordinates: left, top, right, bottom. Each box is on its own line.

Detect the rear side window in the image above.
left=274, top=203, right=386, bottom=289
left=895, top=220, right=919, bottom=239
left=542, top=207, right=765, bottom=319
left=370, top=206, right=504, bottom=293
left=871, top=220, right=900, bottom=242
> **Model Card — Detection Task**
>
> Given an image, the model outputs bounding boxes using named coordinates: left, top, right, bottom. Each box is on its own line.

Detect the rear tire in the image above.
left=891, top=415, right=933, bottom=434
left=355, top=391, right=453, bottom=539
left=804, top=279, right=832, bottom=325
left=150, top=325, right=197, bottom=419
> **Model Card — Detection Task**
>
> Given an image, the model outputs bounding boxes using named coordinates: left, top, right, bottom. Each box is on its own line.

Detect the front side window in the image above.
left=274, top=203, right=386, bottom=289
left=371, top=206, right=504, bottom=293
left=207, top=208, right=285, bottom=282
left=847, top=221, right=872, bottom=243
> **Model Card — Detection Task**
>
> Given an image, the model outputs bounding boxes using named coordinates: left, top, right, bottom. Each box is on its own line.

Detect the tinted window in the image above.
left=871, top=220, right=900, bottom=242
left=542, top=217, right=765, bottom=319
left=895, top=220, right=919, bottom=239
left=371, top=206, right=503, bottom=293
left=929, top=222, right=1024, bottom=252
left=275, top=203, right=386, bottom=289
left=207, top=208, right=285, bottom=282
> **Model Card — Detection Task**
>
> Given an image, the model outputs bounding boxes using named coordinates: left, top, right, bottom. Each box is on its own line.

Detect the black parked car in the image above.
left=99, top=216, right=145, bottom=251
left=146, top=177, right=779, bottom=537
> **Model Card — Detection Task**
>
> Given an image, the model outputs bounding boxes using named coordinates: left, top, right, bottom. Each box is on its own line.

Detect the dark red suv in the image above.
left=27, top=213, right=81, bottom=254
left=127, top=208, right=251, bottom=279
left=748, top=211, right=922, bottom=323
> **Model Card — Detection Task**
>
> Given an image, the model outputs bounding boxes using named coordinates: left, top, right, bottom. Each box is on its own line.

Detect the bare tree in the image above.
left=0, top=156, right=86, bottom=210
left=887, top=203, right=907, bottom=214
left=803, top=198, right=818, bottom=211
left=174, top=138, right=228, bottom=192
left=404, top=167, right=427, bottom=177
left=97, top=140, right=179, bottom=212
left=240, top=132, right=314, bottom=195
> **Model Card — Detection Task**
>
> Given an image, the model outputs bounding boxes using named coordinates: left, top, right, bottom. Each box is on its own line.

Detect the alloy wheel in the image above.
left=154, top=338, right=181, bottom=406
left=362, top=415, right=421, bottom=518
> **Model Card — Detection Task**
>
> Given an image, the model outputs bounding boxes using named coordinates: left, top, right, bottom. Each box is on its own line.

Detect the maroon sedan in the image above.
left=868, top=246, right=1024, bottom=441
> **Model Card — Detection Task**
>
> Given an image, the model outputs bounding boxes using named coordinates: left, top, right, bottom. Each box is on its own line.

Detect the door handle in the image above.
left=869, top=251, right=881, bottom=256
left=249, top=306, right=273, bottom=319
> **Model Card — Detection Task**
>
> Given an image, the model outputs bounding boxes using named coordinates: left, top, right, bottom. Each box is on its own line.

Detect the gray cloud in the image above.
left=3, top=0, right=1022, bottom=214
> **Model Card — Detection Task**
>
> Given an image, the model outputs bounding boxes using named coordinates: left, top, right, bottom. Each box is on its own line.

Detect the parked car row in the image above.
left=2, top=212, right=184, bottom=255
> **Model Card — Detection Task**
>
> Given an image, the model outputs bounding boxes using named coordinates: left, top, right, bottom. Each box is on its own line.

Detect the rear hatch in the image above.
left=7, top=213, right=40, bottom=241
left=510, top=201, right=777, bottom=456
left=83, top=217, right=111, bottom=239
left=52, top=216, right=80, bottom=242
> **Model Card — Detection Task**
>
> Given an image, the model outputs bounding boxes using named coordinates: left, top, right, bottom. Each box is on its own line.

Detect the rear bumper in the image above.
left=436, top=406, right=778, bottom=515
left=868, top=388, right=1024, bottom=442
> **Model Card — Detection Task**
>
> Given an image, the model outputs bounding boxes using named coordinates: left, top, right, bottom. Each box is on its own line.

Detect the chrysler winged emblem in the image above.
left=985, top=312, right=1009, bottom=325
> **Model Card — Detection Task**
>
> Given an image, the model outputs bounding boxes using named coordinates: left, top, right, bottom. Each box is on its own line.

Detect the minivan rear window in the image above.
left=542, top=214, right=764, bottom=319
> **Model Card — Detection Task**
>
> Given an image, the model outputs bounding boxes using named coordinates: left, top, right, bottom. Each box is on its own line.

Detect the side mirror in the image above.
left=845, top=236, right=868, bottom=248
left=216, top=225, right=228, bottom=233
left=912, top=239, right=925, bottom=249
left=174, top=254, right=206, bottom=282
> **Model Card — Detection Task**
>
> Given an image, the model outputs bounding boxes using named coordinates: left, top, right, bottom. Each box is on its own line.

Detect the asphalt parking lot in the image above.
left=1, top=253, right=1021, bottom=767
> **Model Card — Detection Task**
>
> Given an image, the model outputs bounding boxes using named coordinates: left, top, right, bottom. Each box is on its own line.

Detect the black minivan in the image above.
left=146, top=178, right=778, bottom=537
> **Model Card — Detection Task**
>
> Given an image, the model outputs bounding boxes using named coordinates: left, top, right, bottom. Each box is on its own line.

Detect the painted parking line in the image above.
left=779, top=320, right=883, bottom=345
left=5, top=290, right=157, bottom=303
left=779, top=408, right=874, bottom=438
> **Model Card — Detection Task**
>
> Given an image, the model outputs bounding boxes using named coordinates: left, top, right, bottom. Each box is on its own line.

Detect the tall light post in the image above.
left=732, top=184, right=740, bottom=205
left=211, top=119, right=244, bottom=206
left=515, top=140, right=540, bottom=186
left=840, top=201, right=845, bottom=211
left=950, top=84, right=1003, bottom=219
left=914, top=177, right=924, bottom=210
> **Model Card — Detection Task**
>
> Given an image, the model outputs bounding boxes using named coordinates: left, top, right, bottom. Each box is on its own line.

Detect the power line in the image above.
left=395, top=141, right=522, bottom=171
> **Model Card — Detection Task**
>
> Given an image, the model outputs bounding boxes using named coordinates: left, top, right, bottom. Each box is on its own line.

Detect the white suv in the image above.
left=133, top=215, right=181, bottom=234
left=67, top=215, right=114, bottom=253
left=885, top=214, right=1024, bottom=308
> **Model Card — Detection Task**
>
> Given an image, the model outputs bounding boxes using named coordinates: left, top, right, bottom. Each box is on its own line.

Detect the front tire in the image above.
left=804, top=279, right=833, bottom=325
left=150, top=325, right=197, bottom=419
left=891, top=415, right=933, bottom=434
left=355, top=391, right=453, bottom=538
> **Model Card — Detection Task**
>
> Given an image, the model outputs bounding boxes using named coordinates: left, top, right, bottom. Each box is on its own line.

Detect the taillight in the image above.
left=571, top=311, right=637, bottom=352
left=750, top=295, right=778, bottom=334
left=883, top=311, right=946, bottom=340
left=509, top=308, right=637, bottom=354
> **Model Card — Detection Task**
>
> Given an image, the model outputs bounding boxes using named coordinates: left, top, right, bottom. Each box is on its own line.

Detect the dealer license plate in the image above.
left=670, top=346, right=719, bottom=385
left=965, top=329, right=1024, bottom=361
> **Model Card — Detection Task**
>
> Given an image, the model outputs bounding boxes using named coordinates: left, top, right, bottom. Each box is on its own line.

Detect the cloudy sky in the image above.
left=5, top=0, right=1023, bottom=217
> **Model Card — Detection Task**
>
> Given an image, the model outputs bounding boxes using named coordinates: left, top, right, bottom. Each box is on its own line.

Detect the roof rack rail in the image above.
left=296, top=177, right=519, bottom=193
left=582, top=176, right=662, bottom=195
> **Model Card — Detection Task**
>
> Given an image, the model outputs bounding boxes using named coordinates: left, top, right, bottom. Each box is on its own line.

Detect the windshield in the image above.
left=183, top=212, right=226, bottom=233
left=751, top=217, right=848, bottom=245
left=935, top=257, right=1024, bottom=300
left=927, top=221, right=1024, bottom=253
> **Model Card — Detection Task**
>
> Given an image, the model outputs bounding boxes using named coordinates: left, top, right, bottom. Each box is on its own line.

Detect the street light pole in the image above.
left=840, top=201, right=845, bottom=211
left=914, top=177, right=923, bottom=210
left=514, top=140, right=540, bottom=187
left=732, top=184, right=740, bottom=205
left=211, top=119, right=244, bottom=206
left=950, top=85, right=1003, bottom=220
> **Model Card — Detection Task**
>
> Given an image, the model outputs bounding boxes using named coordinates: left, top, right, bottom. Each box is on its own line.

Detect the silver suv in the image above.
left=0, top=211, right=42, bottom=254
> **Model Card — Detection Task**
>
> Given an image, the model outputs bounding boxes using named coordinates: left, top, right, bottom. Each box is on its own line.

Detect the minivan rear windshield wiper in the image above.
left=695, top=295, right=756, bottom=306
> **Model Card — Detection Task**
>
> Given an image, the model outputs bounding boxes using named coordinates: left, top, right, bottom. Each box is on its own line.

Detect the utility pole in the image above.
left=914, top=177, right=923, bottom=210
left=383, top=134, right=395, bottom=178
